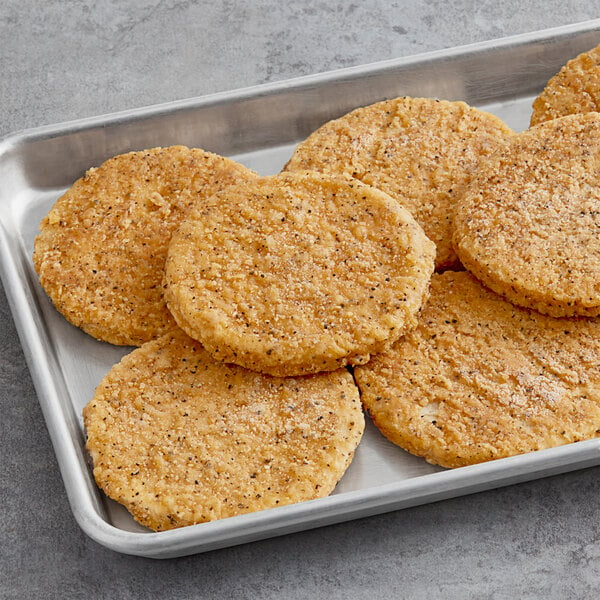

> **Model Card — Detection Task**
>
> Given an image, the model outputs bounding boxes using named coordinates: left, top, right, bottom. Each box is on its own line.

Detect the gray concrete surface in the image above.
left=3, top=1, right=600, bottom=598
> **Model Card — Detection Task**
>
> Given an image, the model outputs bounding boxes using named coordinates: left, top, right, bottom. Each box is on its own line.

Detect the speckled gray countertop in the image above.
left=3, top=2, right=600, bottom=598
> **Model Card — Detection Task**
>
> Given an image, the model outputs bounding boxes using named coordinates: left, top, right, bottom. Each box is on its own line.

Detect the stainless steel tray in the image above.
left=3, top=20, right=600, bottom=559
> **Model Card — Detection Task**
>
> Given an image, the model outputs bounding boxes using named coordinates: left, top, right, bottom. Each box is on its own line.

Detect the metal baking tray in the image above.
left=2, top=20, right=600, bottom=559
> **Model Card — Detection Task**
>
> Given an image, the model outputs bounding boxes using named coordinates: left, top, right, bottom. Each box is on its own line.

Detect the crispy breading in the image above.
left=33, top=146, right=258, bottom=345
left=454, top=112, right=600, bottom=317
left=83, top=328, right=364, bottom=531
left=284, top=97, right=513, bottom=270
left=355, top=271, right=600, bottom=468
left=164, top=171, right=435, bottom=376
left=531, top=43, right=600, bottom=126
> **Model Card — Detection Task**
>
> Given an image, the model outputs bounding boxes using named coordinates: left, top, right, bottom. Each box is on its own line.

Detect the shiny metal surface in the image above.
left=1, top=20, right=600, bottom=558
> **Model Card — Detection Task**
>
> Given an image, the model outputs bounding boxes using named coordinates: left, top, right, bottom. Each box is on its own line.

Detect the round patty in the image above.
left=355, top=271, right=600, bottom=468
left=83, top=328, right=364, bottom=531
left=165, top=171, right=435, bottom=376
left=454, top=113, right=600, bottom=317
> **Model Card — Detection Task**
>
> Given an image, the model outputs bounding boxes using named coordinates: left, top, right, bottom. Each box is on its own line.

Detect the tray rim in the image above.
left=2, top=17, right=600, bottom=148
left=63, top=439, right=600, bottom=558
left=3, top=18, right=600, bottom=558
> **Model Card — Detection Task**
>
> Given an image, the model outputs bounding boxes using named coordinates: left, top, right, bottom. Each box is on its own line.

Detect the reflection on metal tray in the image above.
left=1, top=20, right=600, bottom=558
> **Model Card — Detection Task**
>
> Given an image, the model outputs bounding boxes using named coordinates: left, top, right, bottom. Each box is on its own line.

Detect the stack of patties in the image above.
left=37, top=146, right=436, bottom=530
left=354, top=44, right=600, bottom=468
left=33, top=42, right=600, bottom=531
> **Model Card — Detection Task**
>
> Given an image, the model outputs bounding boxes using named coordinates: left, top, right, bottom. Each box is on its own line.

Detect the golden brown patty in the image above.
left=284, top=96, right=514, bottom=270
left=454, top=113, right=600, bottom=317
left=354, top=271, right=600, bottom=468
left=531, top=43, right=600, bottom=126
left=165, top=171, right=435, bottom=376
left=33, top=146, right=258, bottom=346
left=83, top=328, right=364, bottom=531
